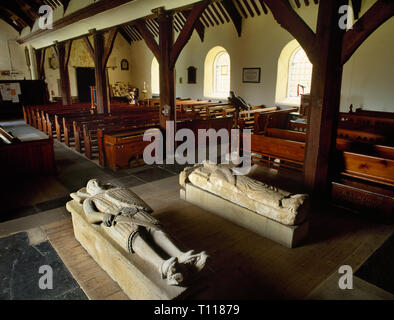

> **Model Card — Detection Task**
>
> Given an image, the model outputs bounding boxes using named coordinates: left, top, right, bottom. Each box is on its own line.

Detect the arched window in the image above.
left=204, top=46, right=230, bottom=98
left=287, top=48, right=312, bottom=98
left=151, top=57, right=160, bottom=95
left=213, top=52, right=230, bottom=97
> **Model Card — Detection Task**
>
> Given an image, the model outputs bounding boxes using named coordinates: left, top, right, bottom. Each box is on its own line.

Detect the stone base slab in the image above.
left=181, top=183, right=309, bottom=248
left=66, top=200, right=207, bottom=300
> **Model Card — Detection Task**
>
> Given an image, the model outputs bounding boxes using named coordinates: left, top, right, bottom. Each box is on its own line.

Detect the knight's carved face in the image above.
left=86, top=179, right=114, bottom=196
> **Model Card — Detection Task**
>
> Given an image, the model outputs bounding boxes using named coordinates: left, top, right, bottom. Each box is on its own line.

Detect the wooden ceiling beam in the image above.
left=206, top=5, right=220, bottom=25
left=60, top=0, right=71, bottom=13
left=124, top=25, right=137, bottom=41
left=64, top=39, right=73, bottom=68
left=25, top=0, right=41, bottom=12
left=146, top=19, right=159, bottom=36
left=182, top=9, right=205, bottom=42
left=263, top=0, right=317, bottom=63
left=258, top=0, right=269, bottom=15
left=131, top=26, right=143, bottom=40
left=249, top=0, right=261, bottom=16
left=172, top=17, right=181, bottom=32
left=0, top=10, right=23, bottom=32
left=134, top=20, right=160, bottom=60
left=174, top=13, right=186, bottom=29
left=199, top=12, right=210, bottom=27
left=342, top=0, right=394, bottom=65
left=351, top=0, right=362, bottom=20
left=119, top=28, right=132, bottom=44
left=210, top=3, right=225, bottom=24
left=234, top=0, right=248, bottom=18
left=222, top=0, right=242, bottom=36
left=102, top=27, right=118, bottom=67
left=242, top=0, right=255, bottom=18
left=202, top=11, right=215, bottom=26
left=35, top=47, right=46, bottom=80
left=216, top=2, right=230, bottom=23
left=170, top=0, right=209, bottom=68
left=18, top=0, right=134, bottom=44
left=82, top=35, right=95, bottom=61
left=125, top=26, right=138, bottom=42
left=0, top=3, right=34, bottom=28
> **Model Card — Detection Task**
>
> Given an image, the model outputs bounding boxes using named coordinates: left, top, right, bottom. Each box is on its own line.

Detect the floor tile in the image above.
left=131, top=166, right=175, bottom=183
left=0, top=232, right=87, bottom=300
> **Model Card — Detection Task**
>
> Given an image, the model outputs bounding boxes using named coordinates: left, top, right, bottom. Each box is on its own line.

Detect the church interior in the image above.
left=0, top=0, right=393, bottom=301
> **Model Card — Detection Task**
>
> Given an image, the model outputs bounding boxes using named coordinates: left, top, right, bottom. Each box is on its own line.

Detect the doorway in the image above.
left=76, top=67, right=95, bottom=103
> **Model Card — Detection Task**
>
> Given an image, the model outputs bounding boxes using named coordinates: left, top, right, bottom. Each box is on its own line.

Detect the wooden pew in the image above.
left=266, top=127, right=391, bottom=145
left=353, top=108, right=394, bottom=119
left=236, top=107, right=298, bottom=133
left=60, top=107, right=159, bottom=146
left=97, top=127, right=160, bottom=170
left=0, top=127, right=55, bottom=176
left=250, top=134, right=305, bottom=170
left=81, top=114, right=160, bottom=159
left=253, top=126, right=394, bottom=219
left=97, top=115, right=234, bottom=170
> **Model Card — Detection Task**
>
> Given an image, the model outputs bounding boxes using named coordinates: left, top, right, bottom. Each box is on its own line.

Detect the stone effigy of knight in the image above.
left=71, top=179, right=208, bottom=286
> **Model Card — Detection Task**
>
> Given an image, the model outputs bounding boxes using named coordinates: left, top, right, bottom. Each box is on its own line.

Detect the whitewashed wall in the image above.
left=0, top=20, right=31, bottom=81
left=44, top=34, right=133, bottom=100
left=127, top=4, right=394, bottom=112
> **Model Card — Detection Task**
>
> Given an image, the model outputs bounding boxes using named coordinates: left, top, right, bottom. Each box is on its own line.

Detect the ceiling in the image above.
left=0, top=0, right=70, bottom=33
left=118, top=0, right=323, bottom=44
left=1, top=0, right=364, bottom=47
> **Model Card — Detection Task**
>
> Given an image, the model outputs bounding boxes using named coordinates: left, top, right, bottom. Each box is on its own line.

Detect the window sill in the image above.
left=205, top=94, right=229, bottom=100
left=276, top=97, right=301, bottom=107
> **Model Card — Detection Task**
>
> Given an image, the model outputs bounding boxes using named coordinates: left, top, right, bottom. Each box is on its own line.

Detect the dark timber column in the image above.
left=156, top=8, right=175, bottom=129
left=53, top=41, right=72, bottom=106
left=304, top=0, right=347, bottom=197
left=91, top=29, right=109, bottom=114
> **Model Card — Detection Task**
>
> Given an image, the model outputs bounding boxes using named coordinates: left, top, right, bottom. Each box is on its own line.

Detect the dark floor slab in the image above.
left=0, top=196, right=70, bottom=224
left=0, top=206, right=39, bottom=223
left=35, top=196, right=71, bottom=213
left=355, top=233, right=394, bottom=295
left=56, top=166, right=114, bottom=192
left=108, top=175, right=145, bottom=188
left=131, top=166, right=175, bottom=183
left=158, top=163, right=189, bottom=175
left=0, top=232, right=87, bottom=300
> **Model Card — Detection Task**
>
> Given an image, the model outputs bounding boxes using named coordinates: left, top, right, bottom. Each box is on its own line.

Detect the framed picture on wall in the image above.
left=121, top=59, right=129, bottom=70
left=242, top=68, right=261, bottom=83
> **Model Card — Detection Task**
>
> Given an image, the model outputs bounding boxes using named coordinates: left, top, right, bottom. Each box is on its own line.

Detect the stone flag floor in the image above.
left=0, top=232, right=87, bottom=300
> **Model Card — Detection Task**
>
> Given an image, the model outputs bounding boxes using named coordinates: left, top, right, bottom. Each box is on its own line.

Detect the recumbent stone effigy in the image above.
left=67, top=179, right=209, bottom=299
left=180, top=162, right=310, bottom=247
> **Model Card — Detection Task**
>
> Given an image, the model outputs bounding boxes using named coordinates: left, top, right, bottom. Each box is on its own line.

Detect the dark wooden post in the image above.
left=155, top=8, right=175, bottom=129
left=35, top=47, right=46, bottom=81
left=90, top=29, right=109, bottom=114
left=303, top=0, right=347, bottom=197
left=53, top=41, right=73, bottom=105
left=136, top=2, right=209, bottom=130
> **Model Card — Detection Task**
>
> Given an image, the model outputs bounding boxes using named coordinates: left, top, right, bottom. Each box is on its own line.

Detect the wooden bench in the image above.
left=59, top=107, right=159, bottom=146
left=97, top=127, right=160, bottom=170
left=0, top=127, right=55, bottom=176
left=82, top=115, right=160, bottom=159
left=97, top=116, right=234, bottom=170
left=238, top=107, right=298, bottom=133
